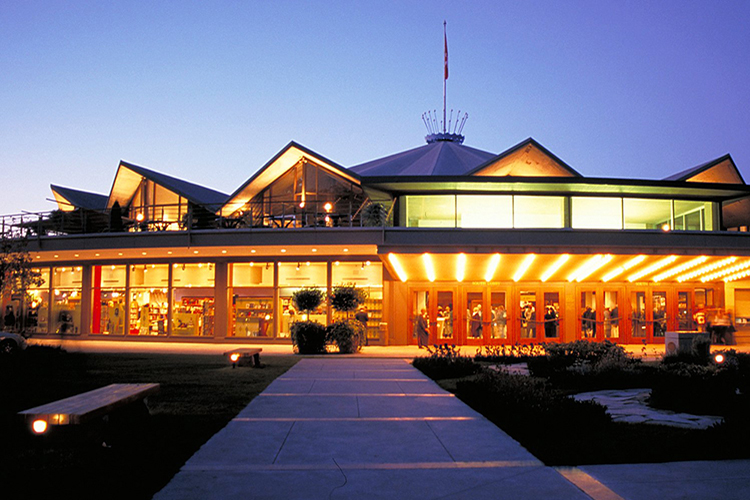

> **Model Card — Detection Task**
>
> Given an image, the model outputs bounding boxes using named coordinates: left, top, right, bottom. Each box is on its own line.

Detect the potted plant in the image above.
left=290, top=287, right=327, bottom=354
left=326, top=284, right=368, bottom=354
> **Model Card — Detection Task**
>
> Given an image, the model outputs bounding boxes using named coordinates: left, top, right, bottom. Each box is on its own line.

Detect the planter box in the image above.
left=665, top=331, right=710, bottom=355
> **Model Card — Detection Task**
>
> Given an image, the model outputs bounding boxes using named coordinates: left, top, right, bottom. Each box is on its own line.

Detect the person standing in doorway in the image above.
left=355, top=306, right=369, bottom=346
left=416, top=308, right=429, bottom=348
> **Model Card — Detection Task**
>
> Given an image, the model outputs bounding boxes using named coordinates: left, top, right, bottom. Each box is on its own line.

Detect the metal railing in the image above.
left=0, top=200, right=393, bottom=239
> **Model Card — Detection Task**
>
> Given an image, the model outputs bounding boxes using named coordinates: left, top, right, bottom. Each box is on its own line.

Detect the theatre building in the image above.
left=6, top=132, right=750, bottom=346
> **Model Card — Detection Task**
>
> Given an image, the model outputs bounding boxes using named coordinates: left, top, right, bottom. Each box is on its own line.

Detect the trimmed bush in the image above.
left=413, top=344, right=481, bottom=379
left=290, top=320, right=327, bottom=354
left=292, top=287, right=326, bottom=313
left=326, top=319, right=364, bottom=354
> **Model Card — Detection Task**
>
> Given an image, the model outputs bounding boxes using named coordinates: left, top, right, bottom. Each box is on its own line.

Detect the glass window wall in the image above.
left=514, top=196, right=565, bottom=228
left=278, top=262, right=327, bottom=338
left=52, top=266, right=83, bottom=335
left=457, top=195, right=512, bottom=228
left=624, top=198, right=671, bottom=230
left=91, top=265, right=126, bottom=335
left=332, top=261, right=383, bottom=343
left=24, top=268, right=50, bottom=334
left=404, top=195, right=456, bottom=228
left=571, top=197, right=623, bottom=229
left=129, top=264, right=169, bottom=335
left=231, top=262, right=274, bottom=338
left=172, top=263, right=214, bottom=336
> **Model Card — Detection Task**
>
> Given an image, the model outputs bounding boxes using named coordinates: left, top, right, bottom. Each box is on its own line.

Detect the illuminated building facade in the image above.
left=6, top=135, right=750, bottom=346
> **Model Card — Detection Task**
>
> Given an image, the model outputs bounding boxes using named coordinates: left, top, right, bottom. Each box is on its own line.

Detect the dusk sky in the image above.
left=2, top=1, right=749, bottom=215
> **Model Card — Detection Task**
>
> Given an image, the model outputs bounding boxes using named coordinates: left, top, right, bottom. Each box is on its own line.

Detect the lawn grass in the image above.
left=0, top=346, right=298, bottom=499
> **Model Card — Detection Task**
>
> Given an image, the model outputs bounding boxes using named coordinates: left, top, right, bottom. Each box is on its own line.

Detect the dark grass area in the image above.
left=0, top=346, right=298, bottom=499
left=435, top=374, right=750, bottom=466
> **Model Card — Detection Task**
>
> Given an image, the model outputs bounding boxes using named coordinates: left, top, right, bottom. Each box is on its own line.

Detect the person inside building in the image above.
left=415, top=308, right=429, bottom=348
left=355, top=306, right=369, bottom=345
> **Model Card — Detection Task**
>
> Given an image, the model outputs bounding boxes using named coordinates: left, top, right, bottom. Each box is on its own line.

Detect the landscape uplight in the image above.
left=714, top=353, right=725, bottom=364
left=32, top=419, right=48, bottom=434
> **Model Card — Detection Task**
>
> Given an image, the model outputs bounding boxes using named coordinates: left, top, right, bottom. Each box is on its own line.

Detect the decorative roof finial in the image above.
left=423, top=21, right=467, bottom=144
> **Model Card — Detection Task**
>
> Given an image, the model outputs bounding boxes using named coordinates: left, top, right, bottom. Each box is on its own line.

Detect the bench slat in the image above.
left=19, top=383, right=160, bottom=425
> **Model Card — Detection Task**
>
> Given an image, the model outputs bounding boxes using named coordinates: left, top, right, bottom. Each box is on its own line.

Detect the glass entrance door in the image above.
left=435, top=290, right=454, bottom=342
left=518, top=289, right=539, bottom=342
left=464, top=289, right=484, bottom=344
left=604, top=290, right=620, bottom=340
left=489, top=290, right=508, bottom=343
left=543, top=292, right=560, bottom=340
left=677, top=291, right=693, bottom=331
left=653, top=291, right=667, bottom=338
left=411, top=289, right=430, bottom=345
left=580, top=290, right=597, bottom=340
left=630, top=290, right=647, bottom=341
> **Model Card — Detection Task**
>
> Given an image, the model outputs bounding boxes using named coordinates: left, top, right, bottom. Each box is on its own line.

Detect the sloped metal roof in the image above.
left=349, top=141, right=495, bottom=176
left=50, top=185, right=109, bottom=211
left=112, top=161, right=229, bottom=210
left=663, top=154, right=745, bottom=184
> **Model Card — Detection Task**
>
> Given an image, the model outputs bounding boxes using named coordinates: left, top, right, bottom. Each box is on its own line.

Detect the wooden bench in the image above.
left=224, top=347, right=262, bottom=367
left=18, top=383, right=160, bottom=434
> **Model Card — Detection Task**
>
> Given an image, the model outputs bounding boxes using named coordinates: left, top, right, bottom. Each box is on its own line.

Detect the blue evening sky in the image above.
left=2, top=1, right=749, bottom=214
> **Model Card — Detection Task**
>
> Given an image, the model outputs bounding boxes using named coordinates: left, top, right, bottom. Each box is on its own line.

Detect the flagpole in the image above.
left=443, top=20, right=447, bottom=134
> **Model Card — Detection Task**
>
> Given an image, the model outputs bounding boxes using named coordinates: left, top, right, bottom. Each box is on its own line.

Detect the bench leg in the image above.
left=252, top=353, right=261, bottom=367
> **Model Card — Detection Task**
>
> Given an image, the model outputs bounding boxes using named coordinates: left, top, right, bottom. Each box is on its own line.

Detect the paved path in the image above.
left=154, top=358, right=750, bottom=499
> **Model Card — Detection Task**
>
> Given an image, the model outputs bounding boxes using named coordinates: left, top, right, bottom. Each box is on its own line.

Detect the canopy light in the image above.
left=423, top=253, right=436, bottom=282
left=388, top=253, right=408, bottom=282
left=628, top=256, right=677, bottom=282
left=677, top=257, right=737, bottom=283
left=541, top=254, right=569, bottom=282
left=701, top=259, right=750, bottom=282
left=569, top=254, right=612, bottom=282
left=484, top=254, right=501, bottom=282
left=653, top=256, right=708, bottom=282
left=456, top=253, right=467, bottom=282
left=602, top=255, right=646, bottom=282
left=513, top=254, right=536, bottom=282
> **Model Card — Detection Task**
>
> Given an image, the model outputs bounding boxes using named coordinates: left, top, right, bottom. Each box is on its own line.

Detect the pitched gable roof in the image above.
left=221, top=141, right=358, bottom=216
left=468, top=138, right=582, bottom=177
left=349, top=141, right=496, bottom=177
left=108, top=161, right=228, bottom=212
left=51, top=185, right=109, bottom=212
left=663, top=154, right=745, bottom=184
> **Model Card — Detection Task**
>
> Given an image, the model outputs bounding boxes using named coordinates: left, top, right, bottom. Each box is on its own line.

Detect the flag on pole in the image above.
left=444, top=24, right=449, bottom=80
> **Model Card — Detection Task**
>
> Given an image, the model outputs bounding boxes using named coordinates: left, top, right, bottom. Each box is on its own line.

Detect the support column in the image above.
left=80, top=265, right=92, bottom=336
left=214, top=262, right=229, bottom=339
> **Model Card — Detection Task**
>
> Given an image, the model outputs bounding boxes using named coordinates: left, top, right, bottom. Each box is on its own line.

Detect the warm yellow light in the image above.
left=568, top=255, right=612, bottom=282
left=677, top=257, right=737, bottom=283
left=324, top=202, right=333, bottom=212
left=540, top=254, right=569, bottom=282
left=725, top=268, right=750, bottom=282
left=701, top=259, right=750, bottom=282
left=653, top=256, right=709, bottom=282
left=299, top=201, right=305, bottom=208
left=602, top=255, right=646, bottom=282
left=484, top=254, right=501, bottom=282
left=661, top=223, right=671, bottom=232
left=423, top=253, right=436, bottom=282
left=513, top=254, right=536, bottom=282
left=714, top=353, right=725, bottom=364
left=230, top=353, right=240, bottom=363
left=32, top=419, right=48, bottom=434
left=628, top=256, right=678, bottom=282
left=264, top=314, right=271, bottom=320
left=388, top=253, right=408, bottom=282
left=456, top=253, right=467, bottom=282
left=136, top=213, right=144, bottom=222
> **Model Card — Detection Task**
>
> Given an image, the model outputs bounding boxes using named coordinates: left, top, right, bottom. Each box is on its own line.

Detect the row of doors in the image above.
left=409, top=285, right=715, bottom=345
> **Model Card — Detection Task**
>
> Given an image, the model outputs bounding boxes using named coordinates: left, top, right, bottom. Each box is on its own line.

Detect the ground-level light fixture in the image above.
left=714, top=353, right=725, bottom=364
left=32, top=419, right=48, bottom=434
left=229, top=352, right=240, bottom=368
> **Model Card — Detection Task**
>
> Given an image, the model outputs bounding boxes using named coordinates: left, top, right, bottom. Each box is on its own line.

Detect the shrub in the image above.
left=474, top=343, right=545, bottom=363
left=361, top=202, right=387, bottom=227
left=290, top=320, right=327, bottom=354
left=412, top=344, right=481, bottom=379
left=326, top=319, right=364, bottom=354
left=329, top=285, right=367, bottom=317
left=292, top=287, right=326, bottom=313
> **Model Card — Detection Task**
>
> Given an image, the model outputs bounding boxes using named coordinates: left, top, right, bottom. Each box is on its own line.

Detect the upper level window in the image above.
left=513, top=196, right=565, bottom=228
left=571, top=197, right=623, bottom=229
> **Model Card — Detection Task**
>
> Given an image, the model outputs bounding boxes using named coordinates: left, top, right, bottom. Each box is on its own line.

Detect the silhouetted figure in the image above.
left=110, top=201, right=123, bottom=231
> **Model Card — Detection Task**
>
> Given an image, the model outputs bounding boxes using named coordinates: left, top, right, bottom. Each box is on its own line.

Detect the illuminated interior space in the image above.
left=4, top=136, right=750, bottom=346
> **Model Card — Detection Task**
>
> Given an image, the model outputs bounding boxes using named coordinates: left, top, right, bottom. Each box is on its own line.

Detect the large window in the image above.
left=278, top=262, right=327, bottom=337
left=404, top=195, right=456, bottom=227
left=129, top=264, right=169, bottom=335
left=571, top=197, right=623, bottom=229
left=513, top=196, right=565, bottom=228
left=231, top=263, right=274, bottom=338
left=91, top=265, right=126, bottom=335
left=172, top=263, right=215, bottom=336
left=24, top=268, right=50, bottom=334
left=457, top=195, right=512, bottom=228
left=332, top=261, right=383, bottom=343
left=52, top=266, right=82, bottom=334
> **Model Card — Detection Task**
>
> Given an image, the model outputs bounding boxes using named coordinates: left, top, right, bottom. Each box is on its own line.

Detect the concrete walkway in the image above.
left=154, top=358, right=750, bottom=499
left=154, top=358, right=587, bottom=499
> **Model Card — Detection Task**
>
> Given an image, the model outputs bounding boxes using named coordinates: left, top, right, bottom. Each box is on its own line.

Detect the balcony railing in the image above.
left=0, top=201, right=393, bottom=239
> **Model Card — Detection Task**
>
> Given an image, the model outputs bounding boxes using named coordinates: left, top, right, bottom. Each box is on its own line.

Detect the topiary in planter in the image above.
left=329, top=284, right=367, bottom=318
left=291, top=320, right=327, bottom=354
left=326, top=319, right=364, bottom=354
left=290, top=287, right=327, bottom=355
